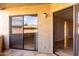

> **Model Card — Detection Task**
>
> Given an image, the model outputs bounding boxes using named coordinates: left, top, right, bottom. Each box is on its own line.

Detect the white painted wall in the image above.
left=0, top=11, right=9, bottom=48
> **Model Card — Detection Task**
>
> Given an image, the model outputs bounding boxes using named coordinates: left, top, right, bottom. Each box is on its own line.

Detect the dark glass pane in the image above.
left=75, top=5, right=79, bottom=55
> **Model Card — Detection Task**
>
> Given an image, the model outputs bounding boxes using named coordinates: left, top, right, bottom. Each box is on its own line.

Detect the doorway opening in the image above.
left=53, top=6, right=73, bottom=56
left=9, top=14, right=38, bottom=51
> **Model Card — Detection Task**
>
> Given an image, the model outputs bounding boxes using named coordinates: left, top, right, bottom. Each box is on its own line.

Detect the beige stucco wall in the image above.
left=0, top=3, right=74, bottom=53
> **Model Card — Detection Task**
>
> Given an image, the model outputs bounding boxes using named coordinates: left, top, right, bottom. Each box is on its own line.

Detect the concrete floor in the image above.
left=0, top=49, right=56, bottom=56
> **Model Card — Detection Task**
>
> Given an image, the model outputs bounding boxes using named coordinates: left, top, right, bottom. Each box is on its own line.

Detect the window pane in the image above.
left=12, top=16, right=23, bottom=26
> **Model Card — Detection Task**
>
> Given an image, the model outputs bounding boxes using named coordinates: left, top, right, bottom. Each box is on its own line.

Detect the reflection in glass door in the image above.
left=24, top=15, right=37, bottom=50
left=10, top=16, right=23, bottom=49
left=72, top=4, right=79, bottom=56
left=74, top=5, right=79, bottom=55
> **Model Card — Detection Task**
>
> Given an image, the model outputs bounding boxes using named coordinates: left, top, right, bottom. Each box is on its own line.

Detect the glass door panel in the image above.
left=24, top=15, right=37, bottom=50
left=10, top=16, right=23, bottom=49
left=74, top=4, right=79, bottom=55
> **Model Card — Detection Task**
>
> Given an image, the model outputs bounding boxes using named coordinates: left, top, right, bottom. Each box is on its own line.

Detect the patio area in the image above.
left=0, top=49, right=56, bottom=56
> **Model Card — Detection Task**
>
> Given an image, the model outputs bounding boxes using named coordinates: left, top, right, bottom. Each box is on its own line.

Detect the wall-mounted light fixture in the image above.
left=43, top=13, right=48, bottom=17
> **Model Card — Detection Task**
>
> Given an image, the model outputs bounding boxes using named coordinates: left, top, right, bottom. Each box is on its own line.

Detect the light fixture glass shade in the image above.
left=43, top=13, right=47, bottom=17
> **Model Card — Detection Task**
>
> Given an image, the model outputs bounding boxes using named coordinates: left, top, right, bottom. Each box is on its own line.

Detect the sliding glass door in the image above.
left=10, top=14, right=37, bottom=50
left=10, top=16, right=23, bottom=49
left=73, top=4, right=79, bottom=56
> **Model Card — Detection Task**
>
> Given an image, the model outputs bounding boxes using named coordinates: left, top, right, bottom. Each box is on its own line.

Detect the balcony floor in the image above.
left=0, top=49, right=56, bottom=56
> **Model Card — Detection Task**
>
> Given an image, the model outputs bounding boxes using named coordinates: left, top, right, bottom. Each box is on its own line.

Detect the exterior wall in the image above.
left=0, top=3, right=74, bottom=53
left=0, top=11, right=9, bottom=49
